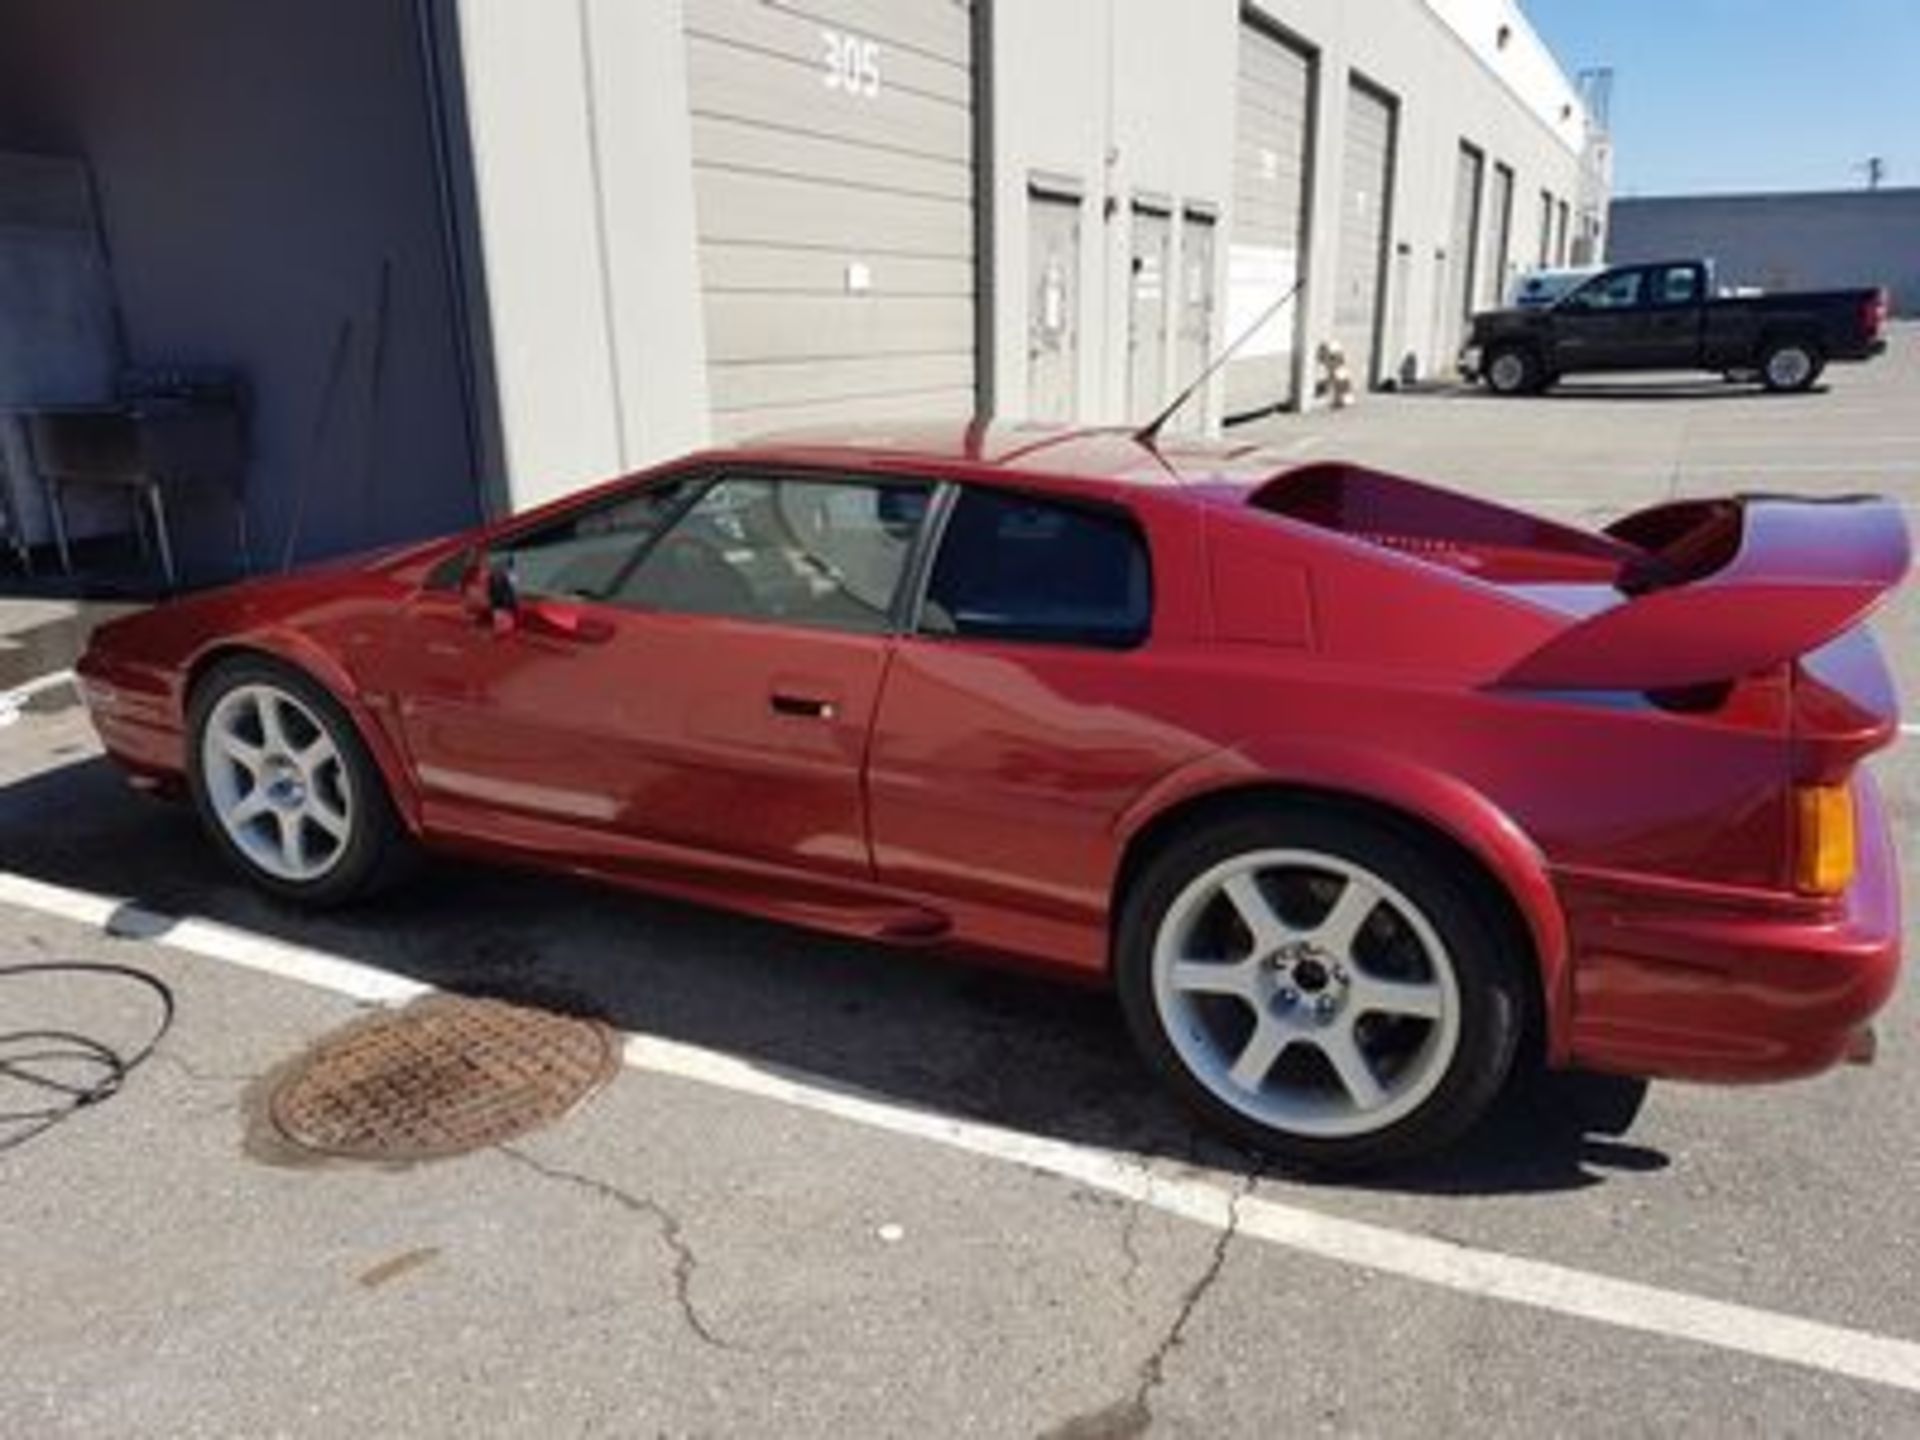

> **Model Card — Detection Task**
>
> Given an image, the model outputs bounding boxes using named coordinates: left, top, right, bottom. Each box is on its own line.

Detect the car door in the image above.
left=389, top=468, right=933, bottom=883
left=1636, top=262, right=1707, bottom=369
left=866, top=484, right=1211, bottom=956
left=1547, top=265, right=1648, bottom=373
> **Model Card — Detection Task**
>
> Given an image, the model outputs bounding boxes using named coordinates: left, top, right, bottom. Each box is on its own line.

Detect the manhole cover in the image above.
left=268, top=995, right=619, bottom=1161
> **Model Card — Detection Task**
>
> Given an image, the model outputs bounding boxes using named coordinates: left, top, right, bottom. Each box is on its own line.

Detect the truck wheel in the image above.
left=1484, top=346, right=1542, bottom=396
left=1759, top=339, right=1823, bottom=393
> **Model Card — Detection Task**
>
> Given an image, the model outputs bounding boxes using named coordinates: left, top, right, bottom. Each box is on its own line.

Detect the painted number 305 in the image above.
left=821, top=28, right=881, bottom=98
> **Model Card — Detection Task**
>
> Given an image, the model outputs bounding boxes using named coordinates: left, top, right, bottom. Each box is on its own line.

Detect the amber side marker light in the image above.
left=1795, top=784, right=1857, bottom=896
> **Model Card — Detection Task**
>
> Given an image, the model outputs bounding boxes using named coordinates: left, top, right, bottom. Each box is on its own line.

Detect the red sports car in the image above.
left=76, top=424, right=1907, bottom=1167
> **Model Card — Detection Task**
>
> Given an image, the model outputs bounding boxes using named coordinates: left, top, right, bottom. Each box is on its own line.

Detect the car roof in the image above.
left=719, top=420, right=1301, bottom=495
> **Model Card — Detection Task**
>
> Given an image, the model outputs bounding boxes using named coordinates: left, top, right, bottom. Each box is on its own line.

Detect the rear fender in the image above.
left=1117, top=739, right=1574, bottom=1063
left=187, top=629, right=425, bottom=836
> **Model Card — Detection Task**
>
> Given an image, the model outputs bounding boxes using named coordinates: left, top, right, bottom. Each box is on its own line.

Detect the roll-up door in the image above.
left=1227, top=18, right=1312, bottom=419
left=684, top=0, right=977, bottom=440
left=1333, top=80, right=1394, bottom=389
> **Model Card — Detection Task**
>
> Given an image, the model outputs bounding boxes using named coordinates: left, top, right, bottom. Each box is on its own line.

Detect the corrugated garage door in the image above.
left=684, top=0, right=976, bottom=440
left=1333, top=80, right=1393, bottom=389
left=1226, top=18, right=1312, bottom=419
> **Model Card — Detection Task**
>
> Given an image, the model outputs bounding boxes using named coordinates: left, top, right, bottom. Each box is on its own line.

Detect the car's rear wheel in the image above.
left=1759, top=338, right=1823, bottom=392
left=1117, top=807, right=1525, bottom=1169
left=187, top=657, right=408, bottom=906
left=1483, top=345, right=1542, bottom=396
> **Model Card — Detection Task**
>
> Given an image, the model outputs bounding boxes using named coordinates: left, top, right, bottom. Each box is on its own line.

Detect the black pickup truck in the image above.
left=1461, top=259, right=1889, bottom=395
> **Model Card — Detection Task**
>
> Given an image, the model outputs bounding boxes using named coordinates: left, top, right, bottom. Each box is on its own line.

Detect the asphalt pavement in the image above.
left=1, top=331, right=1916, bottom=1437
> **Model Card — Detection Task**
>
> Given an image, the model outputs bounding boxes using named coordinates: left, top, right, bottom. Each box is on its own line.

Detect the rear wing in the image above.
left=1500, top=495, right=1910, bottom=690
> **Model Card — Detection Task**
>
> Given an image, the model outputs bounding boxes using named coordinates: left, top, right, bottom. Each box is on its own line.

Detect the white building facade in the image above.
left=0, top=0, right=1602, bottom=565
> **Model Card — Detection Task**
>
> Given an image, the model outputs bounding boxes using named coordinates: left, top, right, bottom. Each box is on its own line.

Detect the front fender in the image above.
left=1116, top=738, right=1574, bottom=1064
left=185, top=627, right=424, bottom=837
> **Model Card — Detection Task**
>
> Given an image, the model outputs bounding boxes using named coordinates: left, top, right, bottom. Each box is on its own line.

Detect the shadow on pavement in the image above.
left=0, top=753, right=1668, bottom=1196
left=1420, top=378, right=1827, bottom=404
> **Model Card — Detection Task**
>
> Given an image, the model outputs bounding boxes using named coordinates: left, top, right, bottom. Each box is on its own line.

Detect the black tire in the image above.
left=1483, top=345, right=1543, bottom=396
left=186, top=655, right=411, bottom=906
left=1758, top=337, right=1824, bottom=393
left=1116, top=805, right=1527, bottom=1171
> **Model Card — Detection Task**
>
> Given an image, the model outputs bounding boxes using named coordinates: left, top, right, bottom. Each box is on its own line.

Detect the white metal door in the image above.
left=1444, top=143, right=1483, bottom=361
left=1026, top=187, right=1081, bottom=422
left=1227, top=20, right=1311, bottom=418
left=1481, top=162, right=1514, bottom=309
left=1174, top=207, right=1218, bottom=431
left=684, top=0, right=977, bottom=439
left=1334, top=81, right=1393, bottom=389
left=1127, top=203, right=1172, bottom=421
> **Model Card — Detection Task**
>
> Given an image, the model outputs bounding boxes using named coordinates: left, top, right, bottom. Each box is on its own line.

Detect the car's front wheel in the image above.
left=187, top=657, right=408, bottom=905
left=1117, top=807, right=1526, bottom=1170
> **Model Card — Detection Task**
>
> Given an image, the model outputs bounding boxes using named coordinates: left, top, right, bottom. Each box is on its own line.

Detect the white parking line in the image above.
left=2, top=867, right=1918, bottom=1397
left=0, top=668, right=77, bottom=727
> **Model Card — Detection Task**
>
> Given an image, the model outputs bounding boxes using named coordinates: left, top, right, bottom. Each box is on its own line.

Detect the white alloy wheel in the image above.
left=1150, top=848, right=1462, bottom=1140
left=199, top=682, right=355, bottom=883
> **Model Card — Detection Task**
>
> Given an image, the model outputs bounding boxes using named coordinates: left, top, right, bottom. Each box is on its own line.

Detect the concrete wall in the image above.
left=1610, top=190, right=1920, bottom=318
left=0, top=0, right=483, bottom=573
left=453, top=0, right=710, bottom=511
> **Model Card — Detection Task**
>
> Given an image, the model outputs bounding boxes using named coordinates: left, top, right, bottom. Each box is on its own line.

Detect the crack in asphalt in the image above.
left=1044, top=1166, right=1259, bottom=1439
left=1116, top=1201, right=1144, bottom=1299
left=497, top=1142, right=734, bottom=1351
left=150, top=1049, right=260, bottom=1087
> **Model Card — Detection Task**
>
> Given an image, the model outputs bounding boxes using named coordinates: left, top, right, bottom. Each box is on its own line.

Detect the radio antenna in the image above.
left=1134, top=274, right=1305, bottom=447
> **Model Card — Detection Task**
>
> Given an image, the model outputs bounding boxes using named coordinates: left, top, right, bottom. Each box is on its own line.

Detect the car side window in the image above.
left=612, top=475, right=931, bottom=633
left=1565, top=267, right=1645, bottom=311
left=1653, top=265, right=1700, bottom=306
left=920, top=489, right=1151, bottom=649
left=498, top=478, right=694, bottom=601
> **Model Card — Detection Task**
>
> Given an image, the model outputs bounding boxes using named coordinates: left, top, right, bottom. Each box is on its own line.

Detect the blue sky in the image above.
left=1523, top=0, right=1920, bottom=195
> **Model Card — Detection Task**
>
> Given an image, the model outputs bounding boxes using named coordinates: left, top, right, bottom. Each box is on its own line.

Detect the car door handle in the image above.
left=770, top=691, right=837, bottom=719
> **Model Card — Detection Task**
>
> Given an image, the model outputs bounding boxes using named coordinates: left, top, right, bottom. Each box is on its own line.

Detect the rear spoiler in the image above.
left=1500, top=495, right=1910, bottom=690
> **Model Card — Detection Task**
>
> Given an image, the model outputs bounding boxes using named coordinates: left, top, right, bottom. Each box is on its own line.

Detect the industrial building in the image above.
left=1610, top=188, right=1918, bottom=318
left=0, top=0, right=1605, bottom=581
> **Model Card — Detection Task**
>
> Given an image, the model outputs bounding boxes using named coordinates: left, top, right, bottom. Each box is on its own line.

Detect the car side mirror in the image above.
left=463, top=552, right=519, bottom=631
left=486, top=554, right=518, bottom=615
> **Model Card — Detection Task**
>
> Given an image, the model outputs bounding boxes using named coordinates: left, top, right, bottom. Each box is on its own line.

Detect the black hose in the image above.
left=0, top=962, right=174, bottom=1153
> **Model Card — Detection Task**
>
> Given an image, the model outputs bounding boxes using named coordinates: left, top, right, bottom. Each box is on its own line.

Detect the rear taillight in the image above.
left=1794, top=783, right=1857, bottom=896
left=1861, top=289, right=1889, bottom=340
